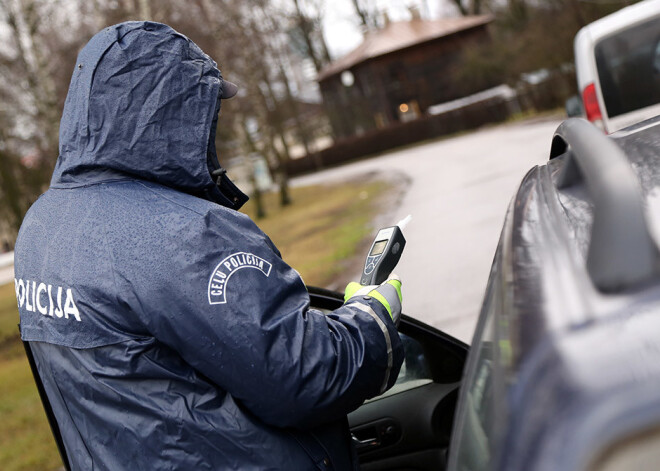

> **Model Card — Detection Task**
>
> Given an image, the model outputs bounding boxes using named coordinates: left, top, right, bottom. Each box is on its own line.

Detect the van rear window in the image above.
left=594, top=17, right=660, bottom=118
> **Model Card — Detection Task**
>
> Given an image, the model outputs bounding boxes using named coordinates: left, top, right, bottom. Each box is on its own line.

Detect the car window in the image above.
left=396, top=333, right=432, bottom=382
left=595, top=17, right=660, bottom=118
left=364, top=332, right=433, bottom=403
left=315, top=304, right=434, bottom=400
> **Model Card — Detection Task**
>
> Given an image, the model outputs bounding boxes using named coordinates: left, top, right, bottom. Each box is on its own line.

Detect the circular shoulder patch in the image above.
left=207, top=252, right=272, bottom=305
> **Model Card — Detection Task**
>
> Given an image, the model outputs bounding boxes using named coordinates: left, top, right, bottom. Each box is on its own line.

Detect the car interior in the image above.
left=309, top=287, right=469, bottom=471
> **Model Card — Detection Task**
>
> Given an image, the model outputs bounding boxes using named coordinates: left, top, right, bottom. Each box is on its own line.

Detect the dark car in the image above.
left=338, top=116, right=660, bottom=471
left=447, top=116, right=660, bottom=471
left=27, top=117, right=660, bottom=470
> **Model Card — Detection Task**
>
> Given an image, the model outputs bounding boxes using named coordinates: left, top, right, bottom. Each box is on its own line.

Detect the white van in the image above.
left=574, top=0, right=660, bottom=133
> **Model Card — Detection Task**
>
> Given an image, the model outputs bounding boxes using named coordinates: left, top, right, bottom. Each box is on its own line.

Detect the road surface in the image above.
left=0, top=252, right=13, bottom=288
left=295, top=117, right=562, bottom=343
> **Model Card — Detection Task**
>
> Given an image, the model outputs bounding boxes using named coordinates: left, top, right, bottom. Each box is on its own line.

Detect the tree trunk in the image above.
left=259, top=77, right=293, bottom=206
left=138, top=0, right=152, bottom=19
left=239, top=118, right=266, bottom=219
left=451, top=0, right=469, bottom=16
left=350, top=0, right=374, bottom=29
left=292, top=0, right=322, bottom=73
left=0, top=150, right=25, bottom=233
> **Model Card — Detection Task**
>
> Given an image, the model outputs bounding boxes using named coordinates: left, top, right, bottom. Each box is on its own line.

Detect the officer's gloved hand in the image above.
left=344, top=274, right=402, bottom=327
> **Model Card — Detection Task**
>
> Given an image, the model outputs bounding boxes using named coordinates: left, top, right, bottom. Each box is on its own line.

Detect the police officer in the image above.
left=14, top=21, right=404, bottom=470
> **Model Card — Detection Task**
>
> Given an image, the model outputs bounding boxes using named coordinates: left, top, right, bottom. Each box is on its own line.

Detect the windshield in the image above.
left=594, top=17, right=660, bottom=118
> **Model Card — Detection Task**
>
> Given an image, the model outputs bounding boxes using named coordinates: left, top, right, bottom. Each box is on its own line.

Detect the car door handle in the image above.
left=350, top=419, right=401, bottom=453
left=351, top=433, right=380, bottom=451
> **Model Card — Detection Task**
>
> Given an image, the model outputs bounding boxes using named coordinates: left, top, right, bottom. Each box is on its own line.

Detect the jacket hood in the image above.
left=52, top=21, right=247, bottom=208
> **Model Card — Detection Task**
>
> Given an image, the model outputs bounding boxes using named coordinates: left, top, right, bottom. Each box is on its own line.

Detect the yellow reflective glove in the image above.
left=344, top=274, right=402, bottom=325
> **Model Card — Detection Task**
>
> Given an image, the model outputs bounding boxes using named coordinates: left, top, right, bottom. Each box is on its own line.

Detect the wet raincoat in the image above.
left=14, top=21, right=403, bottom=470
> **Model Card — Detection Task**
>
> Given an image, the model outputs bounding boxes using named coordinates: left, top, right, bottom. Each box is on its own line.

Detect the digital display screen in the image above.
left=370, top=240, right=388, bottom=256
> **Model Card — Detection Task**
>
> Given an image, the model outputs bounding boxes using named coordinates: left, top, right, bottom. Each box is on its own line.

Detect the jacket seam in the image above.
left=285, top=430, right=328, bottom=470
left=50, top=178, right=134, bottom=189
left=310, top=431, right=335, bottom=469
left=54, top=179, right=232, bottom=222
left=135, top=181, right=211, bottom=217
left=23, top=337, right=153, bottom=350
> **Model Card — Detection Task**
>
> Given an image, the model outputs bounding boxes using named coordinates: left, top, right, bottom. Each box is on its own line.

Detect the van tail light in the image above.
left=582, top=83, right=603, bottom=124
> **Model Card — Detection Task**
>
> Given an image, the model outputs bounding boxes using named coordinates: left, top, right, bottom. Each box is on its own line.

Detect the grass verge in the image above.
left=241, top=178, right=390, bottom=287
left=0, top=177, right=393, bottom=470
left=0, top=282, right=62, bottom=471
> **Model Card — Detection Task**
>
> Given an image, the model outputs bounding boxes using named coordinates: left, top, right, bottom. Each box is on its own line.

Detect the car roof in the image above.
left=509, top=116, right=660, bottom=346
left=575, top=0, right=660, bottom=45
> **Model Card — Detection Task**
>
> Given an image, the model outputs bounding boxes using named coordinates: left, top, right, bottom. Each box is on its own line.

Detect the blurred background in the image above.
left=0, top=0, right=626, bottom=244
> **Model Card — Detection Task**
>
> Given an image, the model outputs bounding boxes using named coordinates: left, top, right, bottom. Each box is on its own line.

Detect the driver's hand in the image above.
left=344, top=274, right=402, bottom=326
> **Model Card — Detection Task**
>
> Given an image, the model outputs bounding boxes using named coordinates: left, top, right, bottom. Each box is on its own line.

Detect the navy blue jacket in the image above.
left=14, top=22, right=403, bottom=470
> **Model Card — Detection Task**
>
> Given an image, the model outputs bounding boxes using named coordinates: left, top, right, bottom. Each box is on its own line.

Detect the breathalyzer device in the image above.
left=360, top=215, right=412, bottom=285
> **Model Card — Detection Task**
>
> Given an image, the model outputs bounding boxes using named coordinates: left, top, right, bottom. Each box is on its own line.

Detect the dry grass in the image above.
left=0, top=283, right=62, bottom=471
left=242, top=179, right=389, bottom=287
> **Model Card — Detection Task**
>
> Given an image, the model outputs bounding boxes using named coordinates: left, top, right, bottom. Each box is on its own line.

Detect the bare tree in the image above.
left=197, top=0, right=316, bottom=207
left=0, top=0, right=100, bottom=232
left=0, top=0, right=61, bottom=156
left=350, top=0, right=379, bottom=30
left=289, top=0, right=332, bottom=73
left=0, top=0, right=338, bottom=235
left=448, top=0, right=492, bottom=16
left=0, top=142, right=25, bottom=239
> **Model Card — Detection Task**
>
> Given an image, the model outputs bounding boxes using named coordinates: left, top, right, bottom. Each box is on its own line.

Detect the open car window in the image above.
left=364, top=332, right=433, bottom=403
left=308, top=286, right=468, bottom=470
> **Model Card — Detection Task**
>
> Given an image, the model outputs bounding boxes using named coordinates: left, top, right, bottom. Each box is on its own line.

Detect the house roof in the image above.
left=317, top=15, right=493, bottom=81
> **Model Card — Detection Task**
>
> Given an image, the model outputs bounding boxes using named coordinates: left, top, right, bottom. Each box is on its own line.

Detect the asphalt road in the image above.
left=0, top=266, right=12, bottom=285
left=295, top=117, right=563, bottom=343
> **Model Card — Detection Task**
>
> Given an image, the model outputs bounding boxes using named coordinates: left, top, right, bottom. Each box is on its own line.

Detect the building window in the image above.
left=397, top=101, right=420, bottom=122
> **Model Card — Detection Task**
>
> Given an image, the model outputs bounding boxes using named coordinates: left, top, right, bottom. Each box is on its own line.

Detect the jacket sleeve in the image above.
left=120, top=208, right=404, bottom=429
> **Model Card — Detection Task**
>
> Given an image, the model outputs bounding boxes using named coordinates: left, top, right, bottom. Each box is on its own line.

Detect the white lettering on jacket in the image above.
left=14, top=278, right=81, bottom=322
left=208, top=252, right=272, bottom=305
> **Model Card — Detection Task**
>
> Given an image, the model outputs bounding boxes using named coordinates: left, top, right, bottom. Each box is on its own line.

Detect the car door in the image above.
left=308, top=286, right=469, bottom=471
